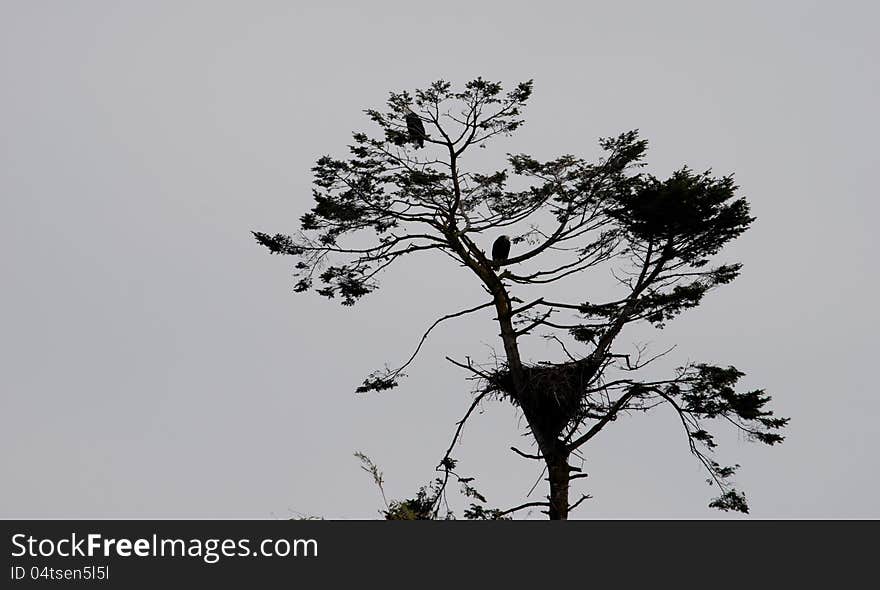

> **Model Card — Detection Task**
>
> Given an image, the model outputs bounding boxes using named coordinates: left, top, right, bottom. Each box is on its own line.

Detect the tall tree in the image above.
left=253, top=79, right=788, bottom=519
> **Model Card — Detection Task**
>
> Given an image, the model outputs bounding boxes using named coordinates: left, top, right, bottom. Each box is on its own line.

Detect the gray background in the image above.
left=1, top=1, right=877, bottom=518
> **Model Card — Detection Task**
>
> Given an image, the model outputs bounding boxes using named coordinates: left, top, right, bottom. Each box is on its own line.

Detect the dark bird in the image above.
left=405, top=108, right=426, bottom=148
left=492, top=235, right=511, bottom=268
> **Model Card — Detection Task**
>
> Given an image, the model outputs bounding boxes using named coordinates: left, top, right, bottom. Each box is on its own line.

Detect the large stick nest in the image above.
left=486, top=360, right=601, bottom=438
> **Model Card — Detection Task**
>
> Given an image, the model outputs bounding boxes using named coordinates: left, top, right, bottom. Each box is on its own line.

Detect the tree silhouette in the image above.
left=254, top=78, right=788, bottom=519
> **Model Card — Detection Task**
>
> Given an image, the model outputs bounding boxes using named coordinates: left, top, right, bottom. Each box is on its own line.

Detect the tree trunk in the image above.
left=443, top=230, right=571, bottom=520
left=547, top=453, right=570, bottom=520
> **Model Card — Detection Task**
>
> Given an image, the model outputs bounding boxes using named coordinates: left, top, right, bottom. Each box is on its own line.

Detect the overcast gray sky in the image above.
left=2, top=1, right=878, bottom=519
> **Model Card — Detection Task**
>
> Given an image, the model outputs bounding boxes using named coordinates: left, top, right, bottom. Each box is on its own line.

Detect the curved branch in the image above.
left=510, top=446, right=543, bottom=460
left=390, top=301, right=495, bottom=378
left=438, top=391, right=491, bottom=467
left=498, top=501, right=550, bottom=517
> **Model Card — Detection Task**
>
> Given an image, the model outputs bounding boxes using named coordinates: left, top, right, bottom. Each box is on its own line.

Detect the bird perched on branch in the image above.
left=405, top=107, right=426, bottom=148
left=492, top=235, right=511, bottom=268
